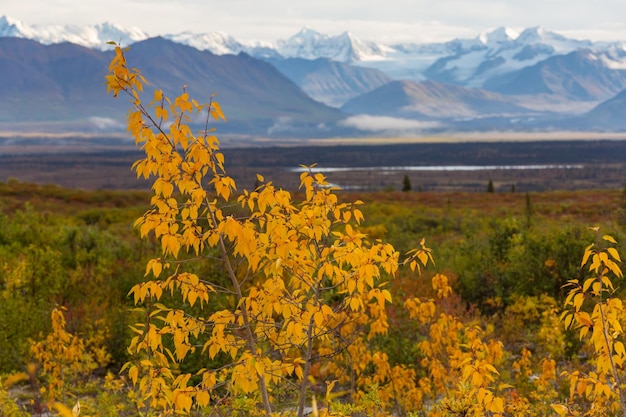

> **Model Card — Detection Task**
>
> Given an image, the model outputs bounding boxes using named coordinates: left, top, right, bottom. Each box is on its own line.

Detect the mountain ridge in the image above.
left=0, top=36, right=344, bottom=136
left=5, top=15, right=626, bottom=99
left=341, top=79, right=532, bottom=119
left=3, top=16, right=626, bottom=136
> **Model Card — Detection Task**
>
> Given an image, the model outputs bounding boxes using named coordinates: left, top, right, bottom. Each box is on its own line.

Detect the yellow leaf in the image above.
left=211, top=101, right=226, bottom=121
left=581, top=246, right=593, bottom=267
left=175, top=392, right=193, bottom=412
left=314, top=311, right=324, bottom=328
left=576, top=311, right=593, bottom=327
left=295, top=364, right=304, bottom=380
left=155, top=106, right=168, bottom=121
left=1, top=372, right=28, bottom=388
left=128, top=365, right=139, bottom=385
left=563, top=313, right=573, bottom=329
left=573, top=292, right=584, bottom=311
left=608, top=247, right=622, bottom=262
left=196, top=390, right=211, bottom=407
left=50, top=402, right=75, bottom=417
left=349, top=297, right=361, bottom=311
left=347, top=279, right=356, bottom=294
left=148, top=258, right=163, bottom=278
left=603, top=234, right=617, bottom=244
left=484, top=363, right=500, bottom=375
left=488, top=397, right=505, bottom=413
left=353, top=208, right=364, bottom=224
left=477, top=387, right=487, bottom=403
left=254, top=360, right=265, bottom=376
left=551, top=404, right=568, bottom=416
left=582, top=277, right=595, bottom=293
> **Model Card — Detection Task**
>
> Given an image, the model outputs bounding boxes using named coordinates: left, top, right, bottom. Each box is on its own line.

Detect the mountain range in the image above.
left=2, top=15, right=626, bottom=136
left=0, top=36, right=343, bottom=136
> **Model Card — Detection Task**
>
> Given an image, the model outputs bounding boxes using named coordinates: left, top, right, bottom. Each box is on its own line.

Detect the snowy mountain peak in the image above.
left=0, top=14, right=148, bottom=49
left=0, top=15, right=36, bottom=38
left=287, top=27, right=327, bottom=44
left=513, top=26, right=593, bottom=53
left=164, top=31, right=244, bottom=55
left=3, top=15, right=626, bottom=94
left=90, top=21, right=148, bottom=47
left=276, top=27, right=388, bottom=62
left=516, top=26, right=561, bottom=44
left=479, top=27, right=518, bottom=45
left=338, top=31, right=356, bottom=40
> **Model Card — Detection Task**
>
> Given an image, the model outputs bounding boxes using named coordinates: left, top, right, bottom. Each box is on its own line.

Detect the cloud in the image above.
left=339, top=115, right=442, bottom=134
left=88, top=116, right=124, bottom=130
left=266, top=117, right=330, bottom=135
left=267, top=116, right=296, bottom=135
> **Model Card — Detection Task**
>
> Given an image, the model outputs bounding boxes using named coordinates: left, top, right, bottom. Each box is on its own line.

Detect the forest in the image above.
left=1, top=44, right=626, bottom=417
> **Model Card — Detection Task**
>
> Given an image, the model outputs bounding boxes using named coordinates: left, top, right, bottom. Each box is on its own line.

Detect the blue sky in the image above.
left=5, top=0, right=626, bottom=43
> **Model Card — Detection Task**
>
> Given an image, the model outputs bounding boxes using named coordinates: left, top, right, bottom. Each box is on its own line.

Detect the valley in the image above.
left=0, top=136, right=624, bottom=192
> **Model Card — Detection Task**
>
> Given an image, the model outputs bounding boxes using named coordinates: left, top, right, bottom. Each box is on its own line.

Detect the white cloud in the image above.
left=267, top=116, right=295, bottom=135
left=339, top=115, right=442, bottom=133
left=88, top=116, right=124, bottom=130
left=266, top=116, right=330, bottom=135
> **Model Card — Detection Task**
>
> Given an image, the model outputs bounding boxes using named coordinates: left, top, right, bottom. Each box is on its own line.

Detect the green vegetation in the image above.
left=1, top=43, right=626, bottom=417
left=0, top=178, right=623, bottom=415
left=0, top=183, right=151, bottom=367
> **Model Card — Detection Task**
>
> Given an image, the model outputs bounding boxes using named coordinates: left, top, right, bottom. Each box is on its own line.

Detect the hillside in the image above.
left=483, top=49, right=626, bottom=101
left=0, top=36, right=344, bottom=135
left=341, top=80, right=531, bottom=119
left=583, top=89, right=626, bottom=129
left=0, top=37, right=122, bottom=122
left=266, top=57, right=392, bottom=107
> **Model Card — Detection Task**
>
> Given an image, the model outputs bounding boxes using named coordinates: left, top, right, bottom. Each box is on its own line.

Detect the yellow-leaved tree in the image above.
left=106, top=44, right=435, bottom=417
left=555, top=229, right=626, bottom=417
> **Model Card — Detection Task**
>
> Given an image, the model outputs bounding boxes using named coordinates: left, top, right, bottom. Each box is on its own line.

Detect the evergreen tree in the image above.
left=525, top=192, right=533, bottom=228
left=402, top=175, right=412, bottom=192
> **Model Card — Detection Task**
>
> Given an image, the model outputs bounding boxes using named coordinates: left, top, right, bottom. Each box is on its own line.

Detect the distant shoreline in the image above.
left=1, top=130, right=626, bottom=153
left=1, top=139, right=624, bottom=192
left=301, top=131, right=626, bottom=146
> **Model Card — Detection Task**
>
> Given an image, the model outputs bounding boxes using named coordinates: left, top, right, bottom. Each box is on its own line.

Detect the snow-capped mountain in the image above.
left=408, top=26, right=602, bottom=88
left=478, top=26, right=518, bottom=45
left=3, top=14, right=626, bottom=87
left=163, top=31, right=245, bottom=55
left=5, top=14, right=626, bottom=133
left=275, top=27, right=392, bottom=62
left=161, top=32, right=282, bottom=58
left=600, top=42, right=626, bottom=69
left=0, top=15, right=147, bottom=50
left=482, top=48, right=626, bottom=102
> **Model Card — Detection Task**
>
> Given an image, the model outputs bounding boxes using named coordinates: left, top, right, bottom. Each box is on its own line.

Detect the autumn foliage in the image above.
left=106, top=43, right=441, bottom=416
left=0, top=43, right=625, bottom=417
